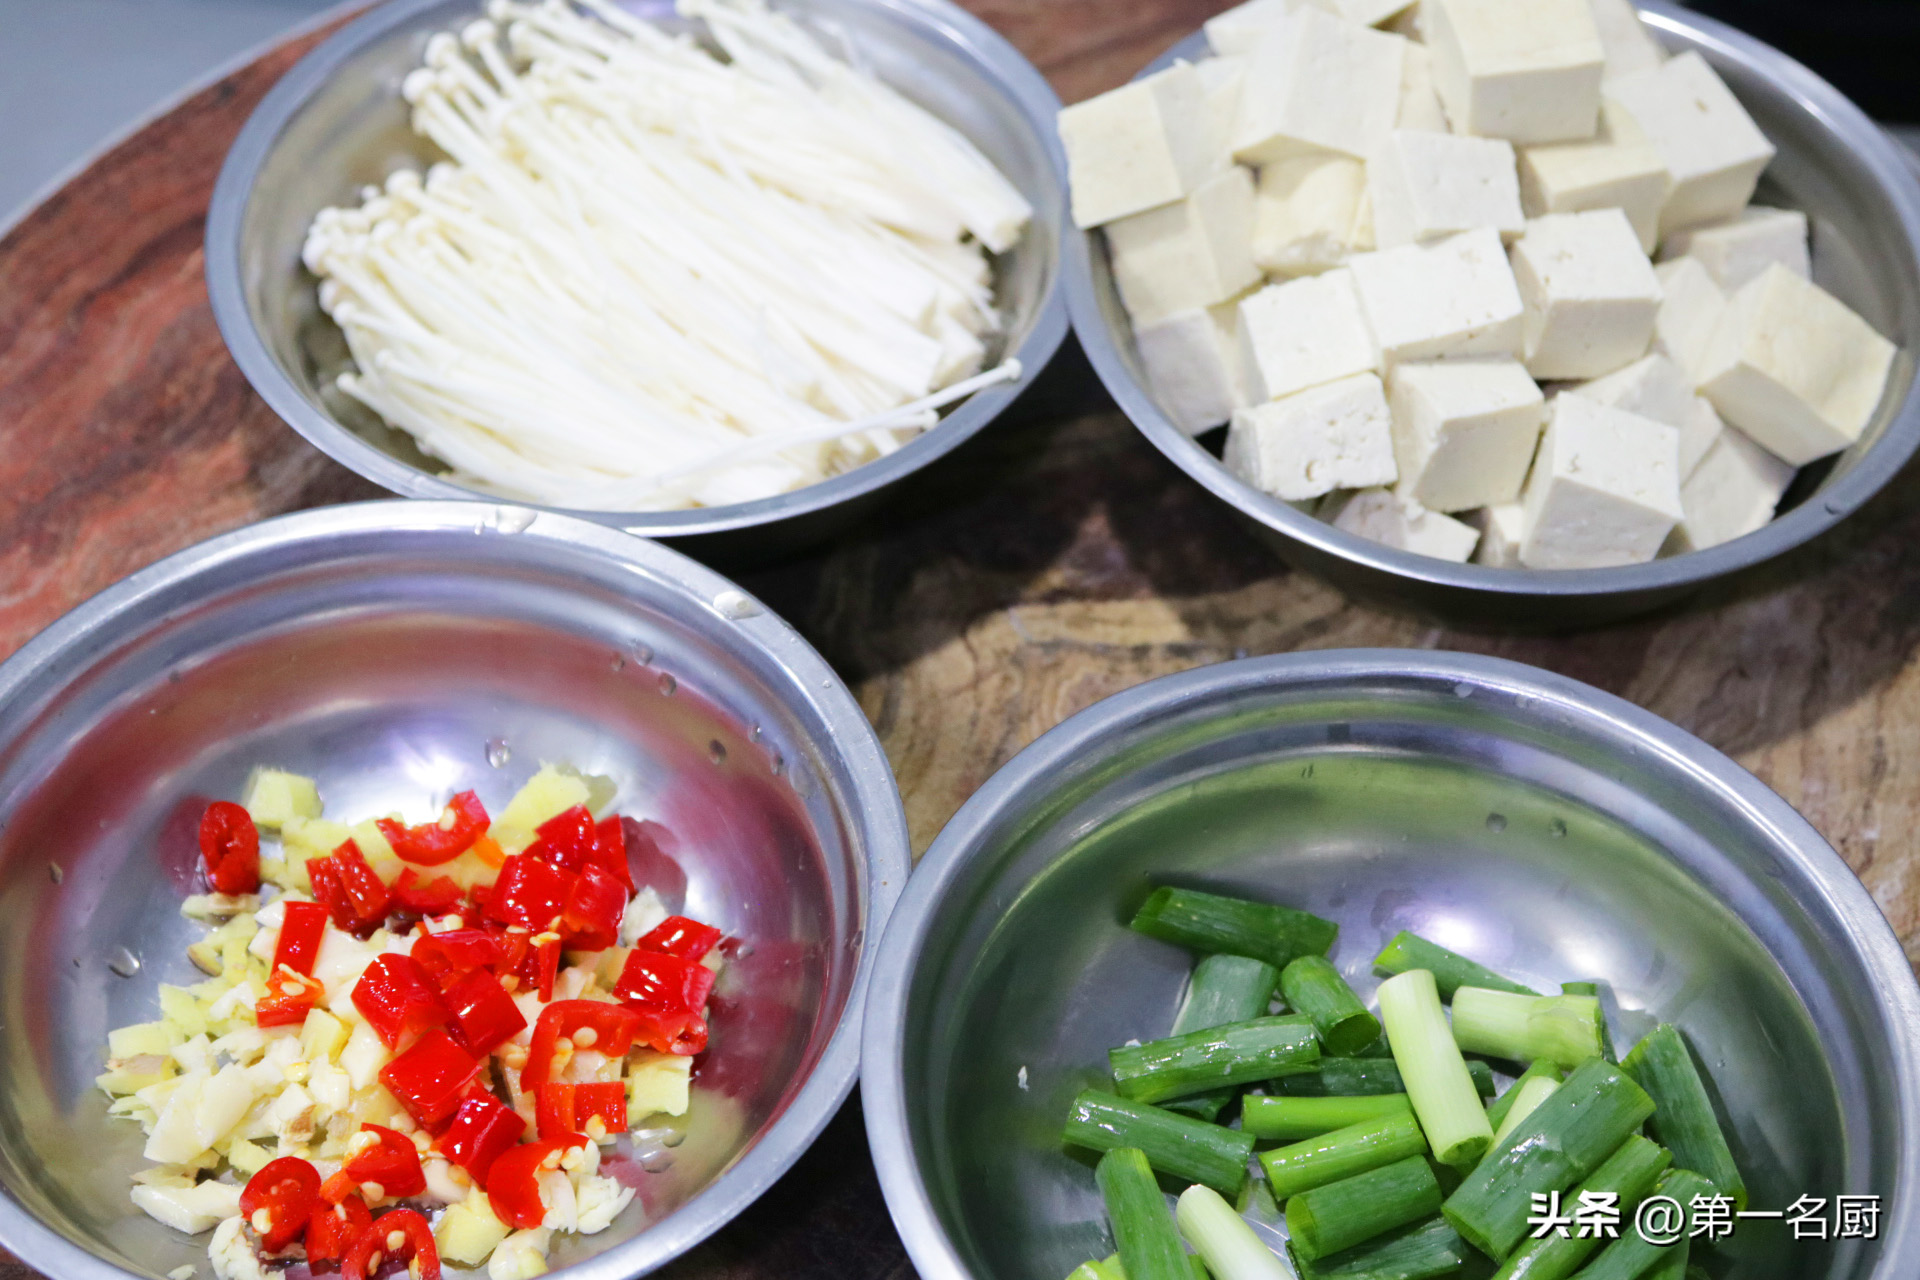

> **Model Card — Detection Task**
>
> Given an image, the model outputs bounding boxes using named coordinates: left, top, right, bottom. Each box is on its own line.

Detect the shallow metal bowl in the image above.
left=206, top=0, right=1068, bottom=554
left=0, top=501, right=907, bottom=1278
left=863, top=651, right=1920, bottom=1280
left=1067, top=2, right=1920, bottom=627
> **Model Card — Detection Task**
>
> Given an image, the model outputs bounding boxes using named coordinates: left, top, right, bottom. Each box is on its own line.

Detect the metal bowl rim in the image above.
left=860, top=647, right=1920, bottom=1280
left=204, top=0, right=1071, bottom=538
left=0, top=499, right=910, bottom=1280
left=1063, top=0, right=1920, bottom=603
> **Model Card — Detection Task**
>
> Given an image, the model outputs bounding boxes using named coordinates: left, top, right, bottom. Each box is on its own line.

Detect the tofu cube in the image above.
left=1510, top=209, right=1662, bottom=380
left=1238, top=269, right=1381, bottom=402
left=1234, top=8, right=1408, bottom=165
left=1425, top=0, right=1606, bottom=144
left=1253, top=155, right=1372, bottom=276
left=1588, top=0, right=1665, bottom=81
left=1398, top=42, right=1452, bottom=133
left=1223, top=372, right=1399, bottom=500
left=1107, top=168, right=1262, bottom=324
left=1312, top=0, right=1420, bottom=29
left=1659, top=206, right=1809, bottom=292
left=1135, top=302, right=1248, bottom=435
left=1668, top=426, right=1795, bottom=552
left=1698, top=263, right=1898, bottom=465
left=1517, top=100, right=1671, bottom=252
left=1519, top=394, right=1683, bottom=567
left=1348, top=227, right=1527, bottom=363
left=1206, top=0, right=1296, bottom=56
left=1059, top=65, right=1213, bottom=228
left=1197, top=57, right=1249, bottom=171
left=1324, top=487, right=1482, bottom=561
left=1678, top=394, right=1729, bottom=479
left=1468, top=502, right=1528, bottom=566
left=1650, top=256, right=1727, bottom=383
left=1604, top=53, right=1776, bottom=237
left=1568, top=352, right=1692, bottom=429
left=1387, top=359, right=1546, bottom=511
left=1368, top=131, right=1524, bottom=249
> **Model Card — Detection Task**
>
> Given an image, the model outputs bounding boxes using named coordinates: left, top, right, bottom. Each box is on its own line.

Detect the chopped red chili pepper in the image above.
left=538, top=1081, right=628, bottom=1141
left=614, top=949, right=716, bottom=1054
left=255, top=967, right=324, bottom=1029
left=305, top=1192, right=372, bottom=1269
left=380, top=1030, right=482, bottom=1128
left=352, top=954, right=450, bottom=1049
left=376, top=790, right=490, bottom=867
left=436, top=1089, right=526, bottom=1183
left=533, top=933, right=561, bottom=1003
left=343, top=1124, right=427, bottom=1200
left=198, top=801, right=260, bottom=895
left=441, top=967, right=526, bottom=1057
left=272, top=900, right=330, bottom=977
left=308, top=857, right=355, bottom=931
left=486, top=854, right=576, bottom=932
left=240, top=1156, right=321, bottom=1252
left=390, top=868, right=465, bottom=917
left=342, top=1207, right=440, bottom=1280
left=560, top=863, right=627, bottom=952
left=593, top=815, right=635, bottom=891
left=319, top=1170, right=359, bottom=1206
left=411, top=928, right=502, bottom=989
left=484, top=1141, right=564, bottom=1231
left=332, top=841, right=393, bottom=926
left=521, top=1000, right=644, bottom=1091
left=634, top=915, right=723, bottom=963
left=524, top=805, right=599, bottom=874
left=536, top=1082, right=583, bottom=1142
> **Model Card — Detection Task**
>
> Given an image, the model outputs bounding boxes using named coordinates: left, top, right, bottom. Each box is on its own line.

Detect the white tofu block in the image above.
left=1588, top=0, right=1665, bottom=81
left=1669, top=427, right=1794, bottom=552
left=1398, top=42, right=1451, bottom=133
left=1510, top=209, right=1662, bottom=380
left=1568, top=353, right=1691, bottom=429
left=1060, top=65, right=1214, bottom=228
left=1604, top=53, right=1776, bottom=236
left=1650, top=256, right=1726, bottom=383
left=1368, top=130, right=1524, bottom=249
left=1468, top=502, right=1528, bottom=566
left=1425, top=0, right=1606, bottom=144
left=1137, top=302, right=1248, bottom=435
left=1519, top=394, right=1682, bottom=567
left=1517, top=100, right=1671, bottom=252
left=1310, top=0, right=1420, bottom=30
left=1223, top=372, right=1400, bottom=500
left=1348, top=227, right=1527, bottom=363
left=1206, top=0, right=1298, bottom=56
left=1252, top=155, right=1372, bottom=276
left=1196, top=57, right=1248, bottom=172
left=1107, top=168, right=1262, bottom=324
left=1238, top=269, right=1381, bottom=402
left=1388, top=359, right=1546, bottom=511
left=1678, top=394, right=1728, bottom=479
left=1698, top=263, right=1898, bottom=465
left=1325, top=487, right=1482, bottom=561
left=1660, top=206, right=1809, bottom=292
left=1234, top=8, right=1408, bottom=165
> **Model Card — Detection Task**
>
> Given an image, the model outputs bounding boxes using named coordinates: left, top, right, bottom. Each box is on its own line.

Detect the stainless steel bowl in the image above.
left=0, top=501, right=908, bottom=1279
left=1066, top=2, right=1920, bottom=628
left=863, top=651, right=1920, bottom=1280
left=205, top=0, right=1068, bottom=556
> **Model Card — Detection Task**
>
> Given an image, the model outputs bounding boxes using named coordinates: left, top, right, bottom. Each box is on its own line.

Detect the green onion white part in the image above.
left=1176, top=1185, right=1291, bottom=1280
left=1375, top=969, right=1494, bottom=1169
left=1450, top=988, right=1603, bottom=1067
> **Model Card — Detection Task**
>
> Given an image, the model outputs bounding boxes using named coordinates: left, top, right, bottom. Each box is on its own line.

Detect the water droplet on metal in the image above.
left=657, top=673, right=677, bottom=696
left=1548, top=818, right=1568, bottom=839
left=486, top=739, right=512, bottom=768
left=47, top=863, right=62, bottom=884
left=108, top=947, right=141, bottom=978
left=632, top=644, right=654, bottom=666
left=480, top=506, right=537, bottom=535
left=1486, top=813, right=1508, bottom=833
left=611, top=656, right=626, bottom=672
left=712, top=590, right=761, bottom=620
left=708, top=740, right=727, bottom=766
left=639, top=1149, right=676, bottom=1173
left=770, top=753, right=785, bottom=776
left=750, top=724, right=764, bottom=742
left=660, top=1129, right=687, bottom=1149
left=1453, top=683, right=1473, bottom=698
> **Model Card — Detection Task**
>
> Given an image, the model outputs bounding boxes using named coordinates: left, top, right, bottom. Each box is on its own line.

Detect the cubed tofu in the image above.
left=1677, top=395, right=1728, bottom=479
left=1324, top=488, right=1482, bottom=561
left=1136, top=301, right=1248, bottom=434
left=1348, top=227, right=1527, bottom=362
left=1196, top=57, right=1248, bottom=171
left=1517, top=100, right=1671, bottom=252
left=1660, top=206, right=1809, bottom=291
left=1314, top=0, right=1420, bottom=29
left=1237, top=269, right=1381, bottom=403
left=1425, top=0, right=1606, bottom=144
left=1224, top=372, right=1399, bottom=501
left=1668, top=426, right=1796, bottom=552
left=1234, top=8, right=1408, bottom=165
left=1588, top=0, right=1665, bottom=81
left=1398, top=42, right=1451, bottom=133
left=1568, top=352, right=1692, bottom=429
left=1368, top=130, right=1524, bottom=249
left=1252, top=155, right=1372, bottom=276
left=1698, top=263, right=1897, bottom=465
left=1468, top=503, right=1528, bottom=566
left=1107, top=167, right=1262, bottom=324
left=1059, top=65, right=1213, bottom=228
left=1206, top=0, right=1296, bottom=56
left=1650, top=256, right=1727, bottom=383
left=1519, top=394, right=1682, bottom=567
left=1510, top=208, right=1662, bottom=380
left=1387, top=359, right=1546, bottom=510
left=1604, top=53, right=1776, bottom=237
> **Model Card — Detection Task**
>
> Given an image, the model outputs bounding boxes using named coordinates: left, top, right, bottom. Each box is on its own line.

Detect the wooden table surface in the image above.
left=3, top=1, right=1918, bottom=1276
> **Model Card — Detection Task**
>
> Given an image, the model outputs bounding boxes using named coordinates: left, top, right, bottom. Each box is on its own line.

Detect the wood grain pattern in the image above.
left=1, top=1, right=1917, bottom=1276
